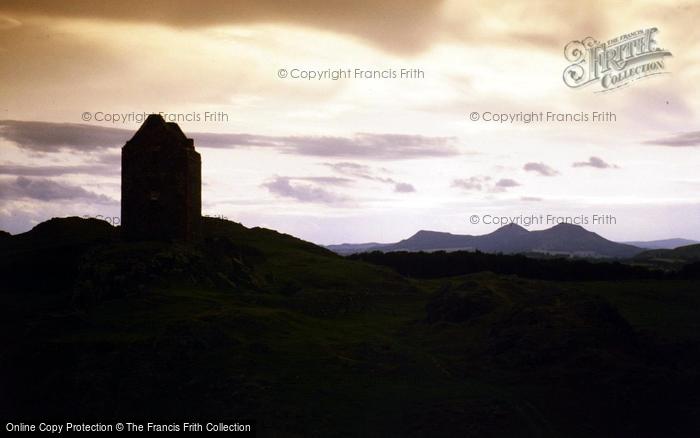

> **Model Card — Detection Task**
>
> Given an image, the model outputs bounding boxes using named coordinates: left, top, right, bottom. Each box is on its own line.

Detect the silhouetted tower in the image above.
left=121, top=114, right=201, bottom=241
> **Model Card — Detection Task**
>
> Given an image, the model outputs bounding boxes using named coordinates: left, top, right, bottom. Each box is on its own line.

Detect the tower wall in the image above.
left=121, top=115, right=201, bottom=241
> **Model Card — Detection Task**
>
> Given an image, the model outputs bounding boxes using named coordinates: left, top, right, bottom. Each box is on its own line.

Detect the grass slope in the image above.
left=1, top=217, right=699, bottom=437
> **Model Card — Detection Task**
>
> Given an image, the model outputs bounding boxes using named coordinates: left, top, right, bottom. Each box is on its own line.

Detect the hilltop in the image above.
left=1, top=216, right=409, bottom=302
left=632, top=243, right=700, bottom=273
left=635, top=243, right=700, bottom=262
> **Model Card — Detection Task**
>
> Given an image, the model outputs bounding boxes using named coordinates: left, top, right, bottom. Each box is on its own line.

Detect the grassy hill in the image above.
left=1, top=217, right=699, bottom=436
left=635, top=243, right=700, bottom=262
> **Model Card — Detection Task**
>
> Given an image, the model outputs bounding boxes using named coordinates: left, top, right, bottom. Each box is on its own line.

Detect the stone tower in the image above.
left=121, top=114, right=201, bottom=241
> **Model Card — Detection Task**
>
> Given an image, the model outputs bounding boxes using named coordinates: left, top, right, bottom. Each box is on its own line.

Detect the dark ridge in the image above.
left=350, top=250, right=670, bottom=281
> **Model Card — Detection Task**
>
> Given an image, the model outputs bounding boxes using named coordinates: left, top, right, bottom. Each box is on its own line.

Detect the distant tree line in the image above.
left=349, top=251, right=700, bottom=281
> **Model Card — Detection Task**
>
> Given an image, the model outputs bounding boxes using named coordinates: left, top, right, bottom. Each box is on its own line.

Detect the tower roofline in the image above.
left=124, top=114, right=192, bottom=149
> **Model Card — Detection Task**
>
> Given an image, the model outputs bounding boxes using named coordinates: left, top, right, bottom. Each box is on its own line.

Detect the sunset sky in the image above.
left=1, top=1, right=699, bottom=244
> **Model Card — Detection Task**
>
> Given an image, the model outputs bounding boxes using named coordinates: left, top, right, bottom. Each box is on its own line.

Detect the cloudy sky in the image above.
left=1, top=0, right=699, bottom=244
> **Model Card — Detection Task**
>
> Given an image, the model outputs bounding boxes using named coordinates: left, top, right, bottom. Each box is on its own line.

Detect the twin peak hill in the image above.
left=327, top=223, right=644, bottom=258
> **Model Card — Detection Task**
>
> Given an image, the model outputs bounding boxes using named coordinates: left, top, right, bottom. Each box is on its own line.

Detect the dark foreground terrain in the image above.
left=1, top=217, right=699, bottom=437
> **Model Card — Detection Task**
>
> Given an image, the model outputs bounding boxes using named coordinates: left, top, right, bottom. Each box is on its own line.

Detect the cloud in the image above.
left=572, top=156, right=618, bottom=169
left=0, top=163, right=117, bottom=177
left=0, top=120, right=129, bottom=152
left=393, top=182, right=415, bottom=193
left=324, top=162, right=384, bottom=180
left=452, top=176, right=519, bottom=193
left=226, top=133, right=458, bottom=160
left=291, top=176, right=353, bottom=186
left=493, top=178, right=520, bottom=192
left=95, top=153, right=122, bottom=166
left=0, top=15, right=21, bottom=30
left=451, top=176, right=490, bottom=191
left=324, top=161, right=416, bottom=193
left=0, top=0, right=444, bottom=55
left=643, top=131, right=700, bottom=147
left=523, top=162, right=559, bottom=176
left=262, top=176, right=347, bottom=204
left=0, top=176, right=115, bottom=204
left=521, top=196, right=542, bottom=202
left=0, top=120, right=458, bottom=160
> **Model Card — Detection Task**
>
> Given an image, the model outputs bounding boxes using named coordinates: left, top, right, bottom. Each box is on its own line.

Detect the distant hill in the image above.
left=634, top=244, right=700, bottom=263
left=623, top=238, right=699, bottom=249
left=328, top=223, right=643, bottom=258
left=324, top=242, right=391, bottom=254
